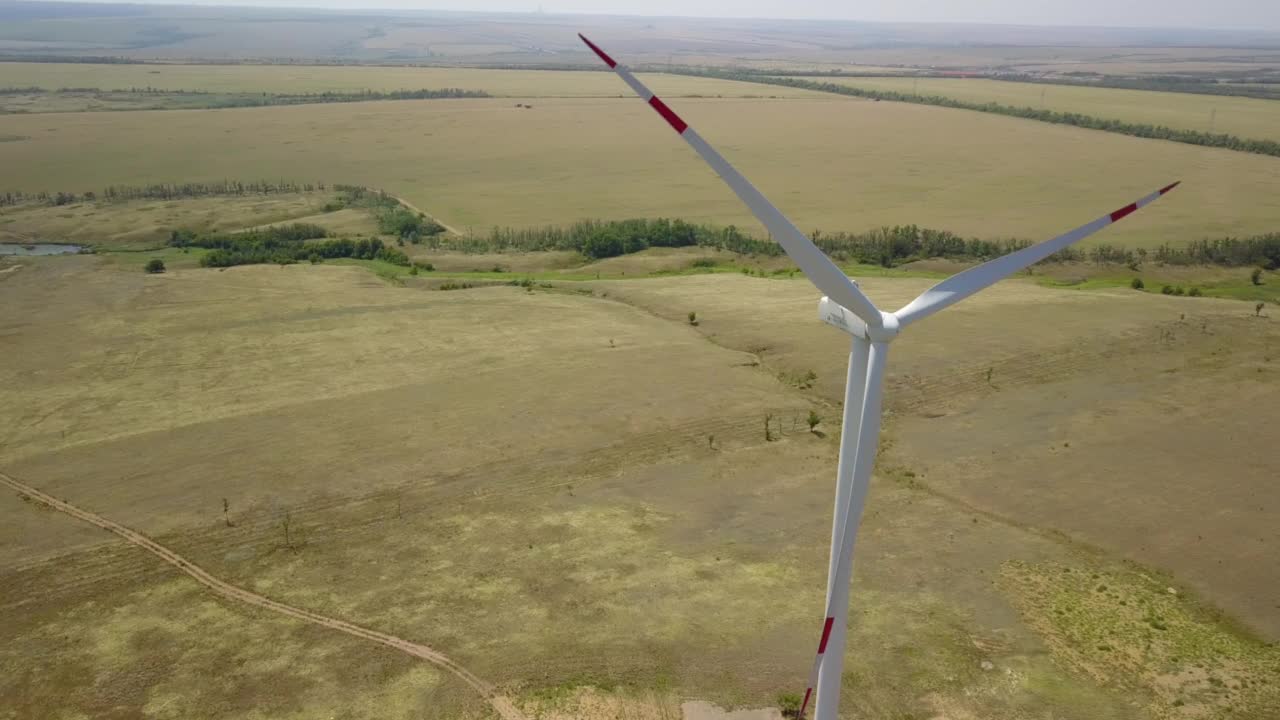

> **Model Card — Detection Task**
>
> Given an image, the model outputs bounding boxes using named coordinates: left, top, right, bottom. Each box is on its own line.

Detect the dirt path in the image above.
left=0, top=471, right=526, bottom=720
left=390, top=195, right=464, bottom=236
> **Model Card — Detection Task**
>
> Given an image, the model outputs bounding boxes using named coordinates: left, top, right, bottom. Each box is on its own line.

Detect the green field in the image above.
left=792, top=76, right=1280, bottom=142
left=3, top=94, right=1277, bottom=248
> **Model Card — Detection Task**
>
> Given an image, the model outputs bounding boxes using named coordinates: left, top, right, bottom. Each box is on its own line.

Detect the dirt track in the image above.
left=0, top=471, right=526, bottom=720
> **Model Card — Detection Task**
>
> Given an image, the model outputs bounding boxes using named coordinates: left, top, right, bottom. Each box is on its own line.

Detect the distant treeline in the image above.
left=430, top=217, right=1280, bottom=270
left=713, top=68, right=1280, bottom=101
left=673, top=70, right=1280, bottom=158
left=0, top=85, right=490, bottom=111
left=430, top=218, right=1055, bottom=265
left=169, top=223, right=410, bottom=268
left=1, top=180, right=326, bottom=208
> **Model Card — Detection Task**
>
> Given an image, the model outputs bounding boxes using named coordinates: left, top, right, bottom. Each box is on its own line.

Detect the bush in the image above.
left=1252, top=267, right=1264, bottom=285
left=414, top=261, right=434, bottom=272
left=408, top=265, right=419, bottom=276
left=1130, top=277, right=1144, bottom=290
left=807, top=410, right=822, bottom=432
left=1161, top=285, right=1175, bottom=295
left=144, top=258, right=165, bottom=274
left=776, top=692, right=802, bottom=719
left=1188, top=286, right=1202, bottom=297
left=688, top=311, right=698, bottom=326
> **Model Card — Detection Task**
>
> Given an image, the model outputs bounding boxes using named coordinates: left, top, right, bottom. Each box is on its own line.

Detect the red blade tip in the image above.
left=1159, top=181, right=1181, bottom=195
left=578, top=33, right=617, bottom=68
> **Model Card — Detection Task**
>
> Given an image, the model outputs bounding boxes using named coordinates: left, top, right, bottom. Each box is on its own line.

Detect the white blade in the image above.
left=894, top=182, right=1180, bottom=328
left=578, top=33, right=883, bottom=329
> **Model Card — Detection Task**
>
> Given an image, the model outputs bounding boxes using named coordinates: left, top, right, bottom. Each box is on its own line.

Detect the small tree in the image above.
left=144, top=258, right=165, bottom=274
left=1130, top=277, right=1144, bottom=290
left=1251, top=268, right=1264, bottom=286
left=409, top=264, right=419, bottom=276
left=688, top=311, right=698, bottom=326
left=807, top=410, right=822, bottom=433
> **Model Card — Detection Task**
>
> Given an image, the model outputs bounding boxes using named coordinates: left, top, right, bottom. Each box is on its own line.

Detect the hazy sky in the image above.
left=71, top=0, right=1280, bottom=31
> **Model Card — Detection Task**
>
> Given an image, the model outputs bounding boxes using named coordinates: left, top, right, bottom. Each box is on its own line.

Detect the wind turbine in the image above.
left=577, top=34, right=1178, bottom=720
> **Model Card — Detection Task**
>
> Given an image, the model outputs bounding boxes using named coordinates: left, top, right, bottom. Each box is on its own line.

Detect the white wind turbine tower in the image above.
left=578, top=34, right=1179, bottom=720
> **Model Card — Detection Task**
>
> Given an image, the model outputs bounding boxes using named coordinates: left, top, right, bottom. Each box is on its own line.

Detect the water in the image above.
left=0, top=243, right=83, bottom=256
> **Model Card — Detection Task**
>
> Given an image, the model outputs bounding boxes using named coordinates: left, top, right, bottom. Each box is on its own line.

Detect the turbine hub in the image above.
left=867, top=311, right=900, bottom=343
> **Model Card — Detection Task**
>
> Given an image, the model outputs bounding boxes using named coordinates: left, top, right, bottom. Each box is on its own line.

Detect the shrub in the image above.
left=1161, top=284, right=1175, bottom=295
left=776, top=692, right=802, bottom=719
left=1130, top=277, right=1144, bottom=290
left=1252, top=267, right=1264, bottom=285
left=690, top=257, right=717, bottom=268
left=807, top=410, right=822, bottom=432
left=415, top=261, right=434, bottom=272
left=308, top=253, right=321, bottom=264
left=144, top=258, right=165, bottom=274
left=688, top=311, right=699, bottom=326
left=1173, top=285, right=1186, bottom=296
left=408, top=265, right=419, bottom=276
left=1188, top=286, right=1202, bottom=297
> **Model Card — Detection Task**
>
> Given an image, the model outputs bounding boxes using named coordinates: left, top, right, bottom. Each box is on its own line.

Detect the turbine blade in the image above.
left=578, top=33, right=883, bottom=328
left=894, top=182, right=1180, bottom=328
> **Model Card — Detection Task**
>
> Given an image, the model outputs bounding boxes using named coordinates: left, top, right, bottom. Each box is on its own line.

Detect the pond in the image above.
left=0, top=243, right=84, bottom=256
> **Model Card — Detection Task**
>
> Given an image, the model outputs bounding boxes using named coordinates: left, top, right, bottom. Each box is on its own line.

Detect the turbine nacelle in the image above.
left=817, top=298, right=899, bottom=343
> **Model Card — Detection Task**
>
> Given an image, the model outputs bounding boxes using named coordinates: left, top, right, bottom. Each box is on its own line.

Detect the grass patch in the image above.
left=1001, top=560, right=1280, bottom=719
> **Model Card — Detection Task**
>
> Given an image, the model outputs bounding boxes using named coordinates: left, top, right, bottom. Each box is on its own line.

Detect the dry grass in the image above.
left=0, top=193, right=340, bottom=250
left=800, top=76, right=1280, bottom=141
left=3, top=257, right=1249, bottom=718
left=2, top=96, right=1275, bottom=249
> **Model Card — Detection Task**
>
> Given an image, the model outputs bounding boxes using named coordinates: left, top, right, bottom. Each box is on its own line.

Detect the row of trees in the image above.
left=676, top=70, right=1280, bottom=158
left=169, top=224, right=410, bottom=268
left=1, top=180, right=326, bottom=208
left=422, top=217, right=1279, bottom=271
left=1151, top=234, right=1280, bottom=268
left=0, top=85, right=490, bottom=109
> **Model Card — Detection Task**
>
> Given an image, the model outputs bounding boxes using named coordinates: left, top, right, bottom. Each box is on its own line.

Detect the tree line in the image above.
left=671, top=70, right=1280, bottom=159
left=1, top=180, right=325, bottom=208
left=424, top=217, right=1278, bottom=271
left=169, top=223, right=410, bottom=268
left=0, top=86, right=491, bottom=111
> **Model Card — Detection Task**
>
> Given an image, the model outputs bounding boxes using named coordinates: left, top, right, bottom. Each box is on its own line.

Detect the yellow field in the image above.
left=0, top=63, right=825, bottom=99
left=2, top=95, right=1276, bottom=248
left=799, top=76, right=1280, bottom=141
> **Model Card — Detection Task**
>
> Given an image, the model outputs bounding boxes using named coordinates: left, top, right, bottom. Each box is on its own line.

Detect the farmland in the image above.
left=3, top=253, right=1278, bottom=720
left=3, top=4, right=1280, bottom=719
left=0, top=63, right=828, bottom=99
left=787, top=76, right=1280, bottom=142
left=2, top=94, right=1279, bottom=249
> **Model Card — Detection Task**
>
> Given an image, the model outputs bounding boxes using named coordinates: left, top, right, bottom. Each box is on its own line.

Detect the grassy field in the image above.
left=2, top=96, right=1277, bottom=249
left=2, top=255, right=1276, bottom=719
left=0, top=64, right=828, bottom=99
left=0, top=192, right=347, bottom=250
left=787, top=76, right=1280, bottom=142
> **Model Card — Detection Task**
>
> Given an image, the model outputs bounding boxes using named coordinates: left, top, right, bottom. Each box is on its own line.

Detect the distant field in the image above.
left=790, top=76, right=1280, bottom=141
left=0, top=63, right=825, bottom=99
left=2, top=95, right=1277, bottom=248
left=0, top=193, right=342, bottom=249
